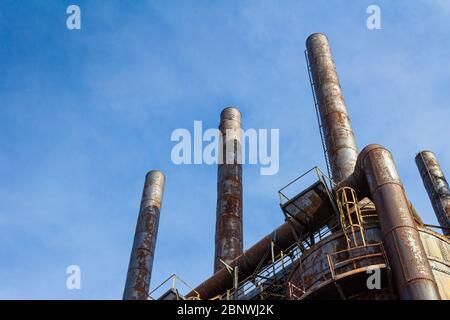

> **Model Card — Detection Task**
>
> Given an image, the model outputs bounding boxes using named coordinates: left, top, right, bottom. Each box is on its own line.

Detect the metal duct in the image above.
left=340, top=144, right=441, bottom=300
left=214, top=107, right=243, bottom=273
left=415, top=151, right=450, bottom=236
left=123, top=170, right=166, bottom=300
left=306, top=33, right=358, bottom=182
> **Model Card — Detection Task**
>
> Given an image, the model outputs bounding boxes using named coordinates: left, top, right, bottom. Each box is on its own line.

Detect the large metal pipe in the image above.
left=340, top=144, right=440, bottom=300
left=415, top=151, right=450, bottom=236
left=123, top=170, right=166, bottom=300
left=306, top=33, right=358, bottom=182
left=214, top=107, right=243, bottom=273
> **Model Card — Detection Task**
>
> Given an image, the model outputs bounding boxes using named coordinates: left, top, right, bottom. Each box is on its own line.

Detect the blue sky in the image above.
left=0, top=0, right=449, bottom=299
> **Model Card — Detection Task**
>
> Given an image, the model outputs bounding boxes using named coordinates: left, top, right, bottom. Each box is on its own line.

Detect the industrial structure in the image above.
left=214, top=107, right=244, bottom=274
left=123, top=33, right=450, bottom=300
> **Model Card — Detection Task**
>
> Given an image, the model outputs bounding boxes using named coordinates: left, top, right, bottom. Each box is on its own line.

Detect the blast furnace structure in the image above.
left=123, top=33, right=450, bottom=301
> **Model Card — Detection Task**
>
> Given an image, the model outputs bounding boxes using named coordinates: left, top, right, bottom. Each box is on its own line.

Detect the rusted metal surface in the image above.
left=306, top=33, right=358, bottom=183
left=415, top=151, right=450, bottom=236
left=281, top=181, right=334, bottom=229
left=418, top=227, right=450, bottom=300
left=188, top=181, right=335, bottom=299
left=214, top=107, right=243, bottom=273
left=346, top=144, right=441, bottom=300
left=287, top=224, right=386, bottom=299
left=123, top=170, right=166, bottom=300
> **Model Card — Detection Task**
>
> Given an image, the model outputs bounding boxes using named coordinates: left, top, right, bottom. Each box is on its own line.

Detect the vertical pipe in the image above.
left=214, top=107, right=243, bottom=273
left=306, top=33, right=358, bottom=182
left=357, top=145, right=440, bottom=300
left=415, top=151, right=450, bottom=236
left=123, top=170, right=166, bottom=300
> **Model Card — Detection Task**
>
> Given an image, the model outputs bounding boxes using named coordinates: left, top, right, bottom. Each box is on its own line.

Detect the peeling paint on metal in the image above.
left=306, top=33, right=358, bottom=183
left=416, top=151, right=450, bottom=236
left=123, top=170, right=165, bottom=300
left=214, top=107, right=243, bottom=273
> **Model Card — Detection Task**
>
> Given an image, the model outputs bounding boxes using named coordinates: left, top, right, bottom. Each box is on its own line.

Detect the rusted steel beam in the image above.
left=214, top=107, right=243, bottom=273
left=123, top=170, right=166, bottom=300
left=415, top=151, right=450, bottom=236
left=306, top=33, right=358, bottom=183
left=340, top=144, right=441, bottom=300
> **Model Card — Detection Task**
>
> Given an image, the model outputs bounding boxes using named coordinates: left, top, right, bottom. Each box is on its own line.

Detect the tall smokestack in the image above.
left=306, top=33, right=358, bottom=182
left=415, top=151, right=450, bottom=236
left=214, top=107, right=243, bottom=273
left=123, top=170, right=166, bottom=300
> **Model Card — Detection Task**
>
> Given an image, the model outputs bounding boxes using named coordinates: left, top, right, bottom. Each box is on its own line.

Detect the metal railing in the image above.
left=327, top=242, right=387, bottom=279
left=147, top=274, right=200, bottom=300
left=288, top=242, right=387, bottom=300
left=218, top=215, right=341, bottom=300
left=278, top=166, right=339, bottom=229
left=278, top=166, right=335, bottom=206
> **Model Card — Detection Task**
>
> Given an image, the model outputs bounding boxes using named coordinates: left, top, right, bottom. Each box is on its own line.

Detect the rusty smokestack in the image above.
left=214, top=107, right=243, bottom=273
left=123, top=170, right=165, bottom=300
left=415, top=151, right=450, bottom=236
left=306, top=33, right=358, bottom=182
left=340, top=145, right=441, bottom=300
